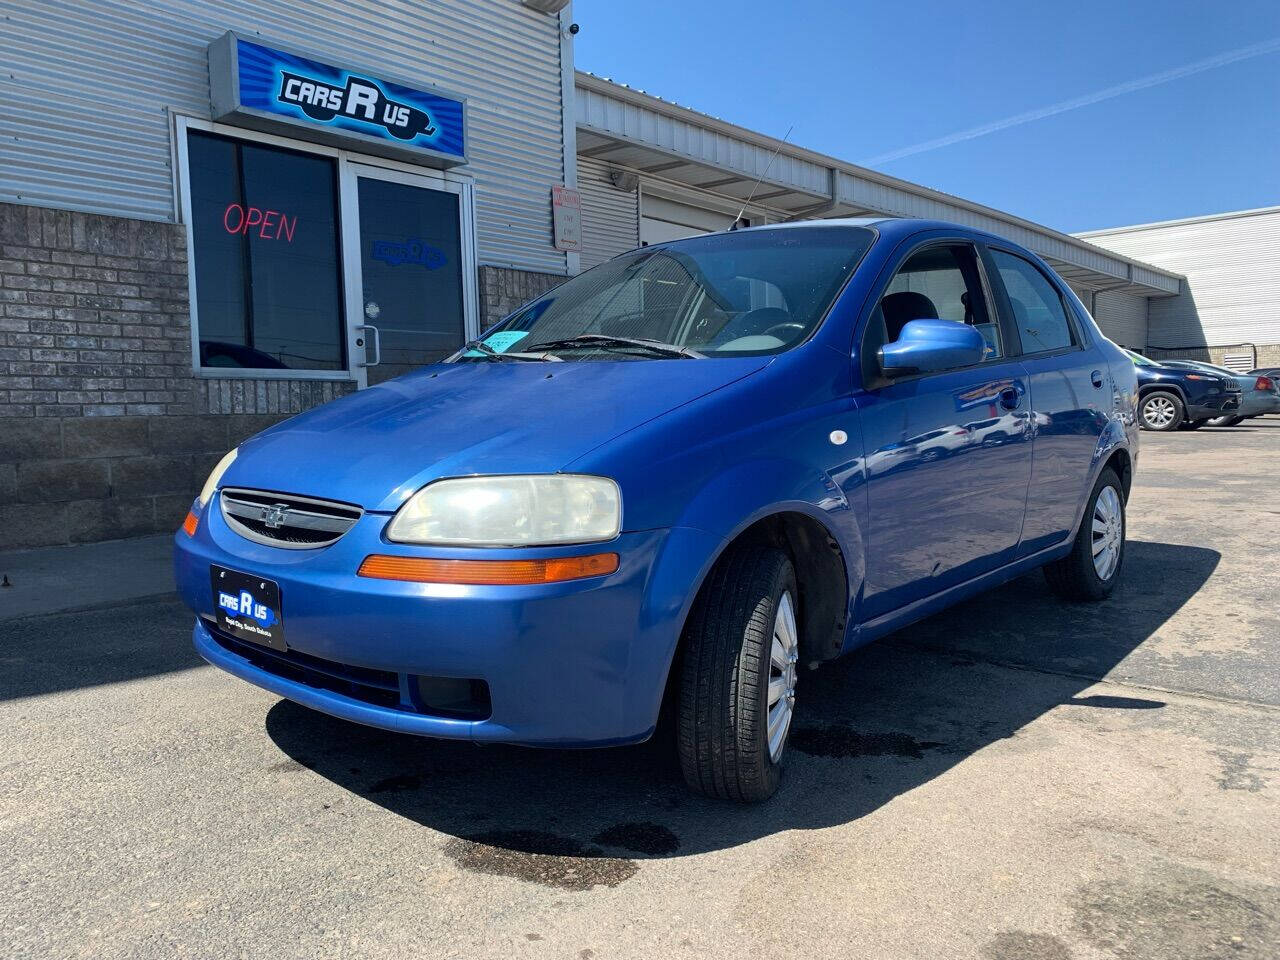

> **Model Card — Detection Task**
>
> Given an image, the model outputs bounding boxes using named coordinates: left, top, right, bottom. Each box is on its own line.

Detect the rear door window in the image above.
left=990, top=250, right=1077, bottom=354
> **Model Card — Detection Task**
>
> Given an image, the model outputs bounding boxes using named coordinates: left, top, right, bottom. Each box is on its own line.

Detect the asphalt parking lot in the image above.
left=3, top=421, right=1278, bottom=960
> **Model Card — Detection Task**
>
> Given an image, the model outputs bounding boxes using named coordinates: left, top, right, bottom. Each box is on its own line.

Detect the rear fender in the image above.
left=1065, top=419, right=1132, bottom=542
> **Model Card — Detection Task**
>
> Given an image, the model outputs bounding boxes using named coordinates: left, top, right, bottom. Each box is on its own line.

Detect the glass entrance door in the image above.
left=343, top=165, right=476, bottom=386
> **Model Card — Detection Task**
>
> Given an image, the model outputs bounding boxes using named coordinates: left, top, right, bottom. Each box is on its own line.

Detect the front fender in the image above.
left=627, top=459, right=866, bottom=733
left=675, top=457, right=862, bottom=585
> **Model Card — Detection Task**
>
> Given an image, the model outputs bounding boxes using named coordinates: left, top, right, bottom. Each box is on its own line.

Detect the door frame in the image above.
left=172, top=113, right=479, bottom=386
left=338, top=161, right=480, bottom=388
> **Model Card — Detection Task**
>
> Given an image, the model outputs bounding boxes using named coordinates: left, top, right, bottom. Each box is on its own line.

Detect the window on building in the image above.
left=989, top=249, right=1077, bottom=354
left=187, top=131, right=346, bottom=370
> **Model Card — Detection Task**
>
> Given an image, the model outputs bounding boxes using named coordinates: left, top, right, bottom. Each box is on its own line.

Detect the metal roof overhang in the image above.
left=575, top=73, right=1182, bottom=298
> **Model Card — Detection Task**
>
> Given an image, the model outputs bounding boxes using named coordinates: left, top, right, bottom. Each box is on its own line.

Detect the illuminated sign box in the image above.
left=208, top=32, right=467, bottom=168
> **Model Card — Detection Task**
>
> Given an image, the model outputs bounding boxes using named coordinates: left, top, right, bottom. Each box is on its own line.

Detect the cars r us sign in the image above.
left=207, top=32, right=468, bottom=169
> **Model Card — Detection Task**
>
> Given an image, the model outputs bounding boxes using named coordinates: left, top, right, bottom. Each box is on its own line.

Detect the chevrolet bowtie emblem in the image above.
left=261, top=504, right=291, bottom=529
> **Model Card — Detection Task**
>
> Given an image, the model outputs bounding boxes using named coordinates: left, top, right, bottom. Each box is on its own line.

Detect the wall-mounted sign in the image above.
left=208, top=32, right=467, bottom=168
left=551, top=186, right=582, bottom=252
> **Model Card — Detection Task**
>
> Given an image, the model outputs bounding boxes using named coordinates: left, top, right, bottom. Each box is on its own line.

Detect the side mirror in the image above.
left=879, top=318, right=987, bottom=376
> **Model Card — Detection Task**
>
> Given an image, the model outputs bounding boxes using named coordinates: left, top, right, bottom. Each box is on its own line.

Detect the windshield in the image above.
left=1125, top=349, right=1157, bottom=366
left=456, top=226, right=874, bottom=361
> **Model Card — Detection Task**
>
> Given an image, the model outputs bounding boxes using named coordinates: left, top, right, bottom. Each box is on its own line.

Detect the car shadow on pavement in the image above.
left=0, top=596, right=203, bottom=701
left=264, top=540, right=1217, bottom=876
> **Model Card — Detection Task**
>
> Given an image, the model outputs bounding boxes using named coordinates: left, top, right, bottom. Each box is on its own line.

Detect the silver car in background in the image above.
left=1163, top=361, right=1280, bottom=426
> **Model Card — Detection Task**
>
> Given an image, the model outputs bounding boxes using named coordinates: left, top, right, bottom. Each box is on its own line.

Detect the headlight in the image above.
left=386, top=475, right=621, bottom=546
left=198, top=448, right=238, bottom=507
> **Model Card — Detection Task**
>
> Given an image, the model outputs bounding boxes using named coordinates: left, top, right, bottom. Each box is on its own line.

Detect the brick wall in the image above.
left=1146, top=344, right=1280, bottom=367
left=0, top=414, right=289, bottom=548
left=0, top=203, right=192, bottom=418
left=478, top=264, right=567, bottom=329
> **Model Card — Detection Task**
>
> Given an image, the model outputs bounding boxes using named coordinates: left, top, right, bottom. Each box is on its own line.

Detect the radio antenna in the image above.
left=730, top=124, right=794, bottom=230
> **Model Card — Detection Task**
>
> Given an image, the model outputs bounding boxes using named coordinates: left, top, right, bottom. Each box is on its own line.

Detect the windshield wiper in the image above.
left=529, top=334, right=704, bottom=359
left=458, top=339, right=562, bottom=362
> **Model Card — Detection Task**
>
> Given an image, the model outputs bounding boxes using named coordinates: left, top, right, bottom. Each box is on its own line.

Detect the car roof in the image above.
left=664, top=217, right=1041, bottom=260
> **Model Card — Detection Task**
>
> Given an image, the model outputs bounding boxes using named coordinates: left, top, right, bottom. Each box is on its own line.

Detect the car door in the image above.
left=856, top=236, right=1033, bottom=622
left=982, top=245, right=1109, bottom=557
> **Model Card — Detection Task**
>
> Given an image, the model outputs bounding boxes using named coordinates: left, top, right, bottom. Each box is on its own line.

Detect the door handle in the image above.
left=998, top=383, right=1024, bottom=410
left=1091, top=369, right=1104, bottom=388
left=356, top=324, right=381, bottom=367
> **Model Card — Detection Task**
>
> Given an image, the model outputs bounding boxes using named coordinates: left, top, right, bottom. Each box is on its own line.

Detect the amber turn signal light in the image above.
left=357, top=553, right=619, bottom=585
left=181, top=509, right=200, bottom=537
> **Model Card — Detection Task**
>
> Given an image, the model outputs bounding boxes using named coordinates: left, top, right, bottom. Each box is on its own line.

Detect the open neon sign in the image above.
left=222, top=203, right=297, bottom=242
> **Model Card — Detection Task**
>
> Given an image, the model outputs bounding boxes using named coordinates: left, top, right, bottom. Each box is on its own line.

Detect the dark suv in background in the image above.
left=1126, top=350, right=1242, bottom=431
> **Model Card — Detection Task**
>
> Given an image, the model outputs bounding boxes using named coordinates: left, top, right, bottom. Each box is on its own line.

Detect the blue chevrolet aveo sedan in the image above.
left=176, top=218, right=1138, bottom=801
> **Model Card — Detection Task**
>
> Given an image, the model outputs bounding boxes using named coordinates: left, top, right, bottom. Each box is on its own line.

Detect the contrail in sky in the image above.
left=859, top=37, right=1280, bottom=166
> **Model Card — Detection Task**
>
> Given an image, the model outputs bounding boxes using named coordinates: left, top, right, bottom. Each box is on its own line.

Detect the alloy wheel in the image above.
left=1142, top=396, right=1176, bottom=428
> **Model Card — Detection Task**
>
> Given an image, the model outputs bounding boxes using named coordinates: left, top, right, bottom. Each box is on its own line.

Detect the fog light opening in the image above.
left=415, top=676, right=491, bottom=720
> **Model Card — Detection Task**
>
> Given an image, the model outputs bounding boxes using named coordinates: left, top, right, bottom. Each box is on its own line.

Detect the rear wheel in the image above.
left=678, top=545, right=798, bottom=802
left=1044, top=468, right=1125, bottom=602
left=1138, top=391, right=1183, bottom=431
left=1208, top=415, right=1244, bottom=427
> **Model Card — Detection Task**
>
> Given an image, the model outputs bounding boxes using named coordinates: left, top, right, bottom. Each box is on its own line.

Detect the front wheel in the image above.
left=1044, top=468, right=1126, bottom=602
left=1181, top=418, right=1208, bottom=430
left=1138, top=391, right=1183, bottom=431
left=678, top=545, right=798, bottom=802
left=1208, top=415, right=1244, bottom=427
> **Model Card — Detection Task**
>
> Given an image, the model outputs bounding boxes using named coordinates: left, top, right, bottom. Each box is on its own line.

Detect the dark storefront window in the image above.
left=187, top=131, right=345, bottom=370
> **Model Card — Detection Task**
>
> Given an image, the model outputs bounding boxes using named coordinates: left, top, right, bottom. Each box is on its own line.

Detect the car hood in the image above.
left=222, top=357, right=770, bottom=512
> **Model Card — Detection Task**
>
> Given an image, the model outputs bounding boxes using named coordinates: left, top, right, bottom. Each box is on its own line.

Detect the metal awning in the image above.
left=575, top=73, right=1183, bottom=298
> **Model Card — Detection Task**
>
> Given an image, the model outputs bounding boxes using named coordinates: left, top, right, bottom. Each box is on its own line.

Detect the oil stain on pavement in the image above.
left=789, top=724, right=943, bottom=759
left=591, top=821, right=681, bottom=855
left=444, top=830, right=639, bottom=890
left=983, top=931, right=1073, bottom=960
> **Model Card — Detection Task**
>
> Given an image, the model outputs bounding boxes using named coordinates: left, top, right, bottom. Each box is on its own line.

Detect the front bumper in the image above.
left=1186, top=392, right=1241, bottom=420
left=176, top=497, right=719, bottom=746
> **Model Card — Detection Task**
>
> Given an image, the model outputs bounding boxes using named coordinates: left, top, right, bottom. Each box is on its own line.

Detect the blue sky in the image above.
left=572, top=0, right=1280, bottom=233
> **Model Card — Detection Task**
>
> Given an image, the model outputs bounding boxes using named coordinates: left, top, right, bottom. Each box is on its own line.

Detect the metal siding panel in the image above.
left=577, top=157, right=639, bottom=270
left=1, top=0, right=567, bottom=274
left=575, top=88, right=830, bottom=198
left=1093, top=291, right=1149, bottom=350
left=1083, top=209, right=1280, bottom=347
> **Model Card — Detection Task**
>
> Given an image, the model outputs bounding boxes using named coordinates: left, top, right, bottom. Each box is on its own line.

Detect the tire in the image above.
left=1043, top=468, right=1126, bottom=602
left=1180, top=418, right=1208, bottom=430
left=1208, top=415, right=1244, bottom=427
left=677, top=544, right=798, bottom=802
left=1138, top=390, right=1183, bottom=431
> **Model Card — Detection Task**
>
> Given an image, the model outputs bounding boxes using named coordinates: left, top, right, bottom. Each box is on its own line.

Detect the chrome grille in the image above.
left=219, top=488, right=362, bottom=549
left=1224, top=378, right=1240, bottom=392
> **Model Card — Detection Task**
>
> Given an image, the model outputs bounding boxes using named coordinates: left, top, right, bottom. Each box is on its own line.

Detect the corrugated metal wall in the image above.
left=578, top=157, right=638, bottom=270
left=1080, top=208, right=1280, bottom=348
left=575, top=85, right=833, bottom=198
left=1093, top=290, right=1149, bottom=350
left=0, top=0, right=568, bottom=274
